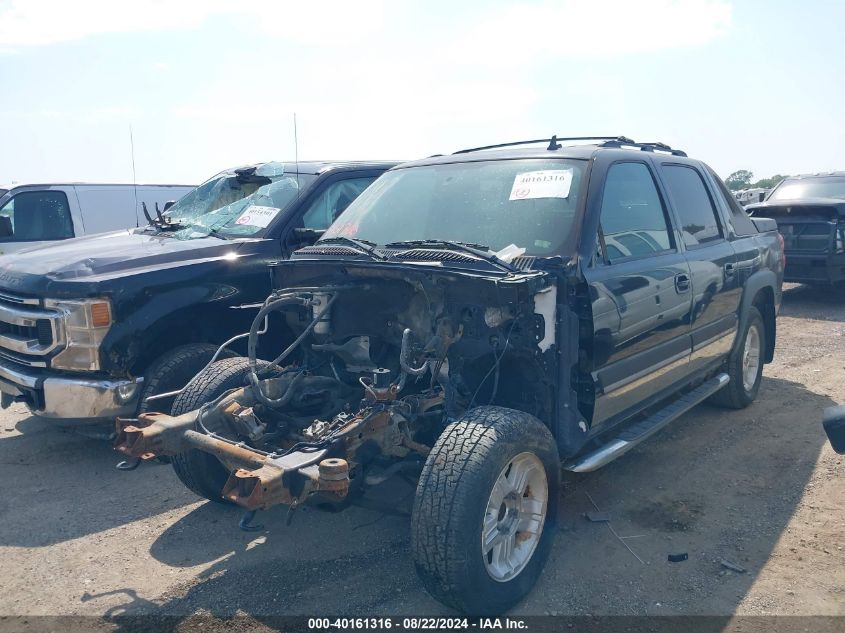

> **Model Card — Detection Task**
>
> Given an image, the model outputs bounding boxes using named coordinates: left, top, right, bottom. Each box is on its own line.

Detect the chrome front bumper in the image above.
left=0, top=357, right=143, bottom=420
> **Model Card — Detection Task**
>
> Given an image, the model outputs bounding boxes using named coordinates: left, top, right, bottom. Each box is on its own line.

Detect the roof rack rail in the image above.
left=452, top=135, right=687, bottom=157
left=453, top=135, right=624, bottom=154
left=598, top=137, right=687, bottom=157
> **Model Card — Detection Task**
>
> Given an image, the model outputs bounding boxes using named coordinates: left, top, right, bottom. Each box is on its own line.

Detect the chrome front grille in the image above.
left=0, top=292, right=64, bottom=364
left=0, top=291, right=40, bottom=306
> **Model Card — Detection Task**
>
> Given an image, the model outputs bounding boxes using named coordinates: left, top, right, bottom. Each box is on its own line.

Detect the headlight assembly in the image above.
left=44, top=298, right=112, bottom=371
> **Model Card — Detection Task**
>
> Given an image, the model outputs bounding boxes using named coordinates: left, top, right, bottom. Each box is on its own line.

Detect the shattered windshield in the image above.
left=160, top=162, right=315, bottom=240
left=322, top=158, right=586, bottom=256
left=769, top=176, right=845, bottom=201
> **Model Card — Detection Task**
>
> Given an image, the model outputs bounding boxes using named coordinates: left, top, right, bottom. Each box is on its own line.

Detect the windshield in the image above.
left=769, top=176, right=845, bottom=201
left=322, top=158, right=586, bottom=256
left=161, top=162, right=315, bottom=240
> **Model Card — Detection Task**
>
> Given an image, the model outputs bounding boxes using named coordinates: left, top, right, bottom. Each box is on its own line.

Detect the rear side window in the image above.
left=705, top=166, right=758, bottom=236
left=598, top=162, right=673, bottom=263
left=0, top=190, right=74, bottom=242
left=661, top=165, right=723, bottom=247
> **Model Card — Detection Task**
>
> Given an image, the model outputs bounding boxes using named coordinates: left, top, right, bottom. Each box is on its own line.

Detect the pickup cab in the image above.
left=0, top=160, right=395, bottom=422
left=116, top=137, right=784, bottom=613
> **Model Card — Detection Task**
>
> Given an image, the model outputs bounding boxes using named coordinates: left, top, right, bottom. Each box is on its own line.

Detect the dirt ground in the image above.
left=0, top=283, right=843, bottom=629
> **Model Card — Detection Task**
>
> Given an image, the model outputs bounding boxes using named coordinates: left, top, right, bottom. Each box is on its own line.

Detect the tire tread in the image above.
left=410, top=405, right=558, bottom=613
left=170, top=357, right=263, bottom=502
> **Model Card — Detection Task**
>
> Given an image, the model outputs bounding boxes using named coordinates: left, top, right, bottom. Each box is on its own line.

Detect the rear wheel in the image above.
left=411, top=405, right=559, bottom=614
left=170, top=357, right=267, bottom=503
left=710, top=306, right=765, bottom=409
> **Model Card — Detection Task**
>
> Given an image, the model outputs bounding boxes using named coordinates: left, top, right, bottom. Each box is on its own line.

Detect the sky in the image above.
left=0, top=0, right=842, bottom=186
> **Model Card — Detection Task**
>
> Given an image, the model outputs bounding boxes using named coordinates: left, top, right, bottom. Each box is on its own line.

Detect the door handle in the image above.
left=724, top=262, right=736, bottom=276
left=674, top=273, right=691, bottom=294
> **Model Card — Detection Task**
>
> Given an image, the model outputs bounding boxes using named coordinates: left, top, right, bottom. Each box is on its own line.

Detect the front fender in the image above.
left=101, top=283, right=230, bottom=374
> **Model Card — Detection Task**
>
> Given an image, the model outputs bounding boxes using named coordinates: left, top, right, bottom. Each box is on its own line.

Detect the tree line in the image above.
left=725, top=170, right=787, bottom=191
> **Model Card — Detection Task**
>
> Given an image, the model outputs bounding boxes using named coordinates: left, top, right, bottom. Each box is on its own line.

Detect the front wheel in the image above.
left=170, top=357, right=267, bottom=503
left=411, top=406, right=559, bottom=614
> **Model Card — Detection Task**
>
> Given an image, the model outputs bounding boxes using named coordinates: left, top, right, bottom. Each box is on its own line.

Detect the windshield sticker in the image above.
left=509, top=169, right=573, bottom=201
left=234, top=205, right=280, bottom=228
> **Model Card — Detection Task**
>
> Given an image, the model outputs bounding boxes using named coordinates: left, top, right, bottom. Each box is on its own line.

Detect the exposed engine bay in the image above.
left=115, top=261, right=561, bottom=511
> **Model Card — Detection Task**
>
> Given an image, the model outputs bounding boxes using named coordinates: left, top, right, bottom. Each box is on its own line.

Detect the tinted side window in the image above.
left=301, top=177, right=376, bottom=230
left=599, top=162, right=672, bottom=263
left=661, top=165, right=723, bottom=246
left=0, top=190, right=74, bottom=242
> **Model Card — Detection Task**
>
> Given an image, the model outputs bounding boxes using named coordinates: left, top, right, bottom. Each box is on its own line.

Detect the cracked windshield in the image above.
left=163, top=162, right=315, bottom=239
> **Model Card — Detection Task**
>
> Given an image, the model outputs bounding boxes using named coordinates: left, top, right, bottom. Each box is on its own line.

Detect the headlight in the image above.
left=44, top=298, right=113, bottom=371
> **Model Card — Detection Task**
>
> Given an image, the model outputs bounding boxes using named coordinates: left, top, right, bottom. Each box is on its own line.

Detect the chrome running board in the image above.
left=564, top=373, right=730, bottom=473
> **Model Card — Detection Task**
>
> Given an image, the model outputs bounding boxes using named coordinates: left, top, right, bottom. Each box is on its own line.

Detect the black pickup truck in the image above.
left=117, top=137, right=784, bottom=613
left=0, top=160, right=395, bottom=423
left=747, top=172, right=845, bottom=285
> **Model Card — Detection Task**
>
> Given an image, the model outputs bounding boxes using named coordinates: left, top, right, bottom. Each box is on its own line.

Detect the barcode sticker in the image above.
left=234, top=205, right=280, bottom=228
left=509, top=170, right=573, bottom=201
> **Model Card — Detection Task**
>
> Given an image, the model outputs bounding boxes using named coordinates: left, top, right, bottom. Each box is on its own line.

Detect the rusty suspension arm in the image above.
left=115, top=411, right=349, bottom=510
left=115, top=411, right=266, bottom=468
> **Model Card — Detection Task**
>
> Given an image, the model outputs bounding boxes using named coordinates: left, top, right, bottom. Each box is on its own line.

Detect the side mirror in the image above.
left=292, top=227, right=324, bottom=247
left=823, top=405, right=845, bottom=454
left=163, top=201, right=175, bottom=212
left=0, top=215, right=12, bottom=238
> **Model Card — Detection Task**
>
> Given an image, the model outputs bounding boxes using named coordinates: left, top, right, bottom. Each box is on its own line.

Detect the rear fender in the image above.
left=735, top=270, right=777, bottom=363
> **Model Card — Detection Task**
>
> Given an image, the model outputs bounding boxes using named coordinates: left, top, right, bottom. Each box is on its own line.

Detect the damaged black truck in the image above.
left=0, top=160, right=395, bottom=423
left=747, top=172, right=845, bottom=286
left=116, top=137, right=784, bottom=613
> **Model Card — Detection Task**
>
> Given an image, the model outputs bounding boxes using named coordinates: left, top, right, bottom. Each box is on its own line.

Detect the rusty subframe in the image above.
left=115, top=412, right=349, bottom=510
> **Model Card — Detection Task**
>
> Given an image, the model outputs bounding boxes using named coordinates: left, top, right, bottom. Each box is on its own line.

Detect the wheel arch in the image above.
left=127, top=303, right=291, bottom=377
left=737, top=270, right=777, bottom=364
left=128, top=303, right=247, bottom=376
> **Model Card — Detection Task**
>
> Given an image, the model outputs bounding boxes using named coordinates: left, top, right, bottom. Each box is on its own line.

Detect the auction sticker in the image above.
left=509, top=169, right=573, bottom=201
left=234, top=205, right=281, bottom=228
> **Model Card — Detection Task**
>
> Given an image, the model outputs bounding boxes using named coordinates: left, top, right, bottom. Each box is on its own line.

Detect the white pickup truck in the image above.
left=0, top=182, right=194, bottom=254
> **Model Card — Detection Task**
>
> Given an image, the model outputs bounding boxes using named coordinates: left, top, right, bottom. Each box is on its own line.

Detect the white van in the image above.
left=0, top=182, right=195, bottom=254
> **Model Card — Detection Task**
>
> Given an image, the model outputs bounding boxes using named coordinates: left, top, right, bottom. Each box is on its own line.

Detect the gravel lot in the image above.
left=0, top=283, right=843, bottom=629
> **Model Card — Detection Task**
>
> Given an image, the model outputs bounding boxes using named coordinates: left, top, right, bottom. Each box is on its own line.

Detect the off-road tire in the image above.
left=710, top=306, right=765, bottom=409
left=410, top=405, right=560, bottom=614
left=137, top=343, right=236, bottom=416
left=170, top=357, right=267, bottom=503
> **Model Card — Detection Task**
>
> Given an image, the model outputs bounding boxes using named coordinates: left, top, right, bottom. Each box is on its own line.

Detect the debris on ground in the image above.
left=720, top=559, right=747, bottom=573
left=584, top=491, right=645, bottom=565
